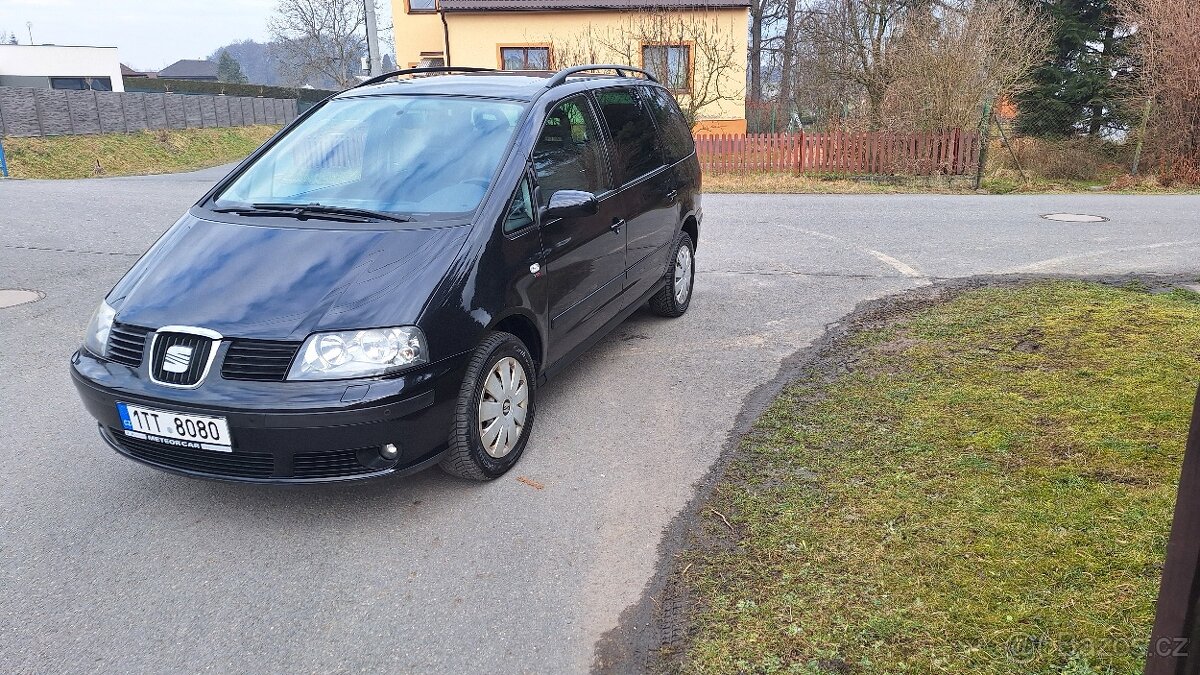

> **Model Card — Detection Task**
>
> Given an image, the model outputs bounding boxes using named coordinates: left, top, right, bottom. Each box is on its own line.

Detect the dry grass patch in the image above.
left=703, top=172, right=966, bottom=194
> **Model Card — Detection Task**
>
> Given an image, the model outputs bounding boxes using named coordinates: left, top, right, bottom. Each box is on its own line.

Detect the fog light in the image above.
left=381, top=443, right=399, bottom=460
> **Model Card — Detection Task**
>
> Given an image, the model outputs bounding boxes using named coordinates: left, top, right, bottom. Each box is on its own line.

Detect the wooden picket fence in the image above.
left=694, top=129, right=982, bottom=176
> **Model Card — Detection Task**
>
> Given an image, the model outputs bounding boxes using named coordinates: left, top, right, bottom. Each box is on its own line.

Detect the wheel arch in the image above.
left=681, top=214, right=699, bottom=252
left=490, top=310, right=545, bottom=373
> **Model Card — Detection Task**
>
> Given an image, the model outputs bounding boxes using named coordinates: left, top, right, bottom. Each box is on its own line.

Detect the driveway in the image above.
left=2, top=166, right=1198, bottom=673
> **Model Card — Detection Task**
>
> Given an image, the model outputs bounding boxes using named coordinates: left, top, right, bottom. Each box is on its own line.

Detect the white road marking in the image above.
left=769, top=223, right=930, bottom=283
left=866, top=249, right=927, bottom=279
left=1013, top=240, right=1200, bottom=272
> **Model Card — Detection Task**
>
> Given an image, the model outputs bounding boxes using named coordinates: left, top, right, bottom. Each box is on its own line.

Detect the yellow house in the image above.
left=390, top=0, right=749, bottom=133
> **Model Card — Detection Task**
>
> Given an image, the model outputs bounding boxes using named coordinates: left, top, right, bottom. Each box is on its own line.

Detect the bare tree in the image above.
left=748, top=0, right=790, bottom=102
left=787, top=0, right=1048, bottom=131
left=1116, top=0, right=1200, bottom=181
left=882, top=0, right=1051, bottom=130
left=549, top=11, right=745, bottom=129
left=772, top=0, right=802, bottom=109
left=802, top=0, right=910, bottom=129
left=269, top=0, right=367, bottom=89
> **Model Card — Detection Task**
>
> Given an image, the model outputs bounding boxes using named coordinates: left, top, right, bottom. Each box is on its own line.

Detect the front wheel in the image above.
left=648, top=232, right=695, bottom=317
left=440, top=331, right=536, bottom=481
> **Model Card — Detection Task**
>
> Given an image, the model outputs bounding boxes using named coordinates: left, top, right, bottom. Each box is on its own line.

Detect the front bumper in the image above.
left=71, top=349, right=469, bottom=483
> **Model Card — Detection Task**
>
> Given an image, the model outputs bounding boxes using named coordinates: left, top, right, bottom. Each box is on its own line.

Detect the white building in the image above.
left=0, top=44, right=125, bottom=92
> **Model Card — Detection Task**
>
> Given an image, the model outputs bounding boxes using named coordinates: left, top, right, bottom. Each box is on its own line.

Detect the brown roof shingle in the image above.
left=441, top=0, right=748, bottom=11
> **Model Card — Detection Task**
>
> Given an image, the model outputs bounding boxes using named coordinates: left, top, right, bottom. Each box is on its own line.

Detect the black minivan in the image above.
left=71, top=65, right=702, bottom=483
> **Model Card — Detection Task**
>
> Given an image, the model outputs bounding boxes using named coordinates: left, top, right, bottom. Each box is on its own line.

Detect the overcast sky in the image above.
left=4, top=0, right=278, bottom=70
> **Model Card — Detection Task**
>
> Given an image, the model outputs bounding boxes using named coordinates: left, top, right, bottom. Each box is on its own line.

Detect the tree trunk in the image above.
left=1088, top=25, right=1115, bottom=136
left=777, top=0, right=799, bottom=113
left=749, top=0, right=765, bottom=102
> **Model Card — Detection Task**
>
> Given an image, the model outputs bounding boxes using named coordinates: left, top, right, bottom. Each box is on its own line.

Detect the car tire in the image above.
left=440, top=331, right=537, bottom=481
left=648, top=232, right=695, bottom=318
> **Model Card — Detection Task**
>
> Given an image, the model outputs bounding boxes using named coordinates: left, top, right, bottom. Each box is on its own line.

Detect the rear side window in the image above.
left=642, top=86, right=694, bottom=164
left=594, top=88, right=664, bottom=185
left=532, top=96, right=611, bottom=206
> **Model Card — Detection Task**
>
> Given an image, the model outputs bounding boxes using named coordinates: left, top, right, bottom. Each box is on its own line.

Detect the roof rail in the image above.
left=543, top=64, right=658, bottom=88
left=352, top=66, right=498, bottom=89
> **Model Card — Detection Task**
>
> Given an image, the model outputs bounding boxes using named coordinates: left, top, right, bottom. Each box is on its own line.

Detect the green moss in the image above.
left=681, top=281, right=1200, bottom=674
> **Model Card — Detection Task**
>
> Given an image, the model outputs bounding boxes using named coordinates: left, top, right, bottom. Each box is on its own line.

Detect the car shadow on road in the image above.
left=97, top=306, right=676, bottom=527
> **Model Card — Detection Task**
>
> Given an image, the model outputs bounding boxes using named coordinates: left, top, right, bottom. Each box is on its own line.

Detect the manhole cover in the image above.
left=1041, top=213, right=1109, bottom=223
left=0, top=289, right=43, bottom=308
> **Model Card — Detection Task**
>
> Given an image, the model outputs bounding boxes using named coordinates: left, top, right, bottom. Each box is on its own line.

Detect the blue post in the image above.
left=0, top=137, right=8, bottom=177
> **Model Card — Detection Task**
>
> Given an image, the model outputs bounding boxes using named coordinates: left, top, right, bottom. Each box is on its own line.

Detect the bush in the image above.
left=1116, top=0, right=1200, bottom=185
left=990, top=136, right=1127, bottom=181
left=125, top=78, right=336, bottom=106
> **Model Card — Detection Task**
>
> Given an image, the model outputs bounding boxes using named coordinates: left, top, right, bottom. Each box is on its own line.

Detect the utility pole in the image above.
left=363, top=0, right=383, bottom=76
left=25, top=21, right=33, bottom=45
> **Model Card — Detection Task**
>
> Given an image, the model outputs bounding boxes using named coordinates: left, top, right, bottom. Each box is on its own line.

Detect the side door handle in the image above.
left=610, top=218, right=625, bottom=234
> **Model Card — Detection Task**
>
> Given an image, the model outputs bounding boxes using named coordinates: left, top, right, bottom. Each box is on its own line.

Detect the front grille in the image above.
left=106, top=323, right=151, bottom=367
left=150, top=332, right=215, bottom=387
left=109, top=428, right=274, bottom=479
left=292, top=448, right=376, bottom=479
left=222, top=340, right=301, bottom=382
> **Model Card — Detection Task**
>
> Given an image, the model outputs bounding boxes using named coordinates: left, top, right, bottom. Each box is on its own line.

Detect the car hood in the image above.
left=109, top=211, right=470, bottom=340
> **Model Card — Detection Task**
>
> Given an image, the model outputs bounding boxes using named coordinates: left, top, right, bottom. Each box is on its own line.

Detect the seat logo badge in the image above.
left=163, top=345, right=193, bottom=373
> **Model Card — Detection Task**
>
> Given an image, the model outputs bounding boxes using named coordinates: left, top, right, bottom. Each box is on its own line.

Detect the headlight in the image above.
left=288, top=326, right=428, bottom=380
left=83, top=300, right=116, bottom=357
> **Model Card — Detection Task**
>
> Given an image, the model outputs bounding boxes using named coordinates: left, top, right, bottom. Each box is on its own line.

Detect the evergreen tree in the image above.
left=207, top=40, right=279, bottom=86
left=217, top=50, right=249, bottom=84
left=1016, top=0, right=1129, bottom=137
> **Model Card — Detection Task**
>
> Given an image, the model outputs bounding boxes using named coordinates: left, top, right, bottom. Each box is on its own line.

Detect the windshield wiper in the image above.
left=213, top=202, right=410, bottom=223
left=255, top=203, right=412, bottom=223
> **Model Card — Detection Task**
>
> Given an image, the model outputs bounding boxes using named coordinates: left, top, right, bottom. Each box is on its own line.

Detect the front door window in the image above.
left=532, top=96, right=610, bottom=206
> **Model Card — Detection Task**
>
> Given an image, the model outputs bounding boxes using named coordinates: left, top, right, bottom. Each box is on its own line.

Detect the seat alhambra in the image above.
left=71, top=65, right=702, bottom=483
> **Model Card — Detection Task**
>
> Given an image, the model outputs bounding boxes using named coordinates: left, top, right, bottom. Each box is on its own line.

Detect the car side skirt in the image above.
left=540, top=276, right=668, bottom=384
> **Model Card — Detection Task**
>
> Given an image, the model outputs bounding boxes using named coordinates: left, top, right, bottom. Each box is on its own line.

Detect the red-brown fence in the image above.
left=694, top=129, right=982, bottom=176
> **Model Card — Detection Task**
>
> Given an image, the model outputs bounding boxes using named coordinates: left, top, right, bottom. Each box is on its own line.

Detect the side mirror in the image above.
left=541, top=190, right=598, bottom=220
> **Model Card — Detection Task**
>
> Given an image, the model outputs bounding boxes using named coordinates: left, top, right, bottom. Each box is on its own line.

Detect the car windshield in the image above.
left=213, top=95, right=524, bottom=220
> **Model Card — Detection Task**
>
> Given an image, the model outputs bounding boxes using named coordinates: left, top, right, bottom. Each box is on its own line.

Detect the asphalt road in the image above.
left=2, top=166, right=1199, bottom=673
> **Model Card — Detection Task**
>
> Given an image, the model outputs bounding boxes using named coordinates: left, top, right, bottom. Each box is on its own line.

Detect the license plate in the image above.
left=116, top=402, right=232, bottom=452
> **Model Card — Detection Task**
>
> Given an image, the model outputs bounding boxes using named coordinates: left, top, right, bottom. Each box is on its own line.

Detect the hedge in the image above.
left=125, top=78, right=337, bottom=105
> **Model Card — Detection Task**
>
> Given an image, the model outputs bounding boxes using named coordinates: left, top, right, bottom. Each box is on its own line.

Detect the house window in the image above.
left=499, top=46, right=550, bottom=71
left=50, top=77, right=113, bottom=91
left=642, top=44, right=690, bottom=92
left=407, top=0, right=436, bottom=12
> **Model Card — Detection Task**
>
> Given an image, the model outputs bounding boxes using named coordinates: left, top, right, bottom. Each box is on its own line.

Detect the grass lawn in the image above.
left=1, top=126, right=279, bottom=179
left=678, top=280, right=1200, bottom=674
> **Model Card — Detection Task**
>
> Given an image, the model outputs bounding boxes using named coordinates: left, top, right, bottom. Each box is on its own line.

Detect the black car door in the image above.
left=592, top=87, right=673, bottom=294
left=533, top=95, right=625, bottom=364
